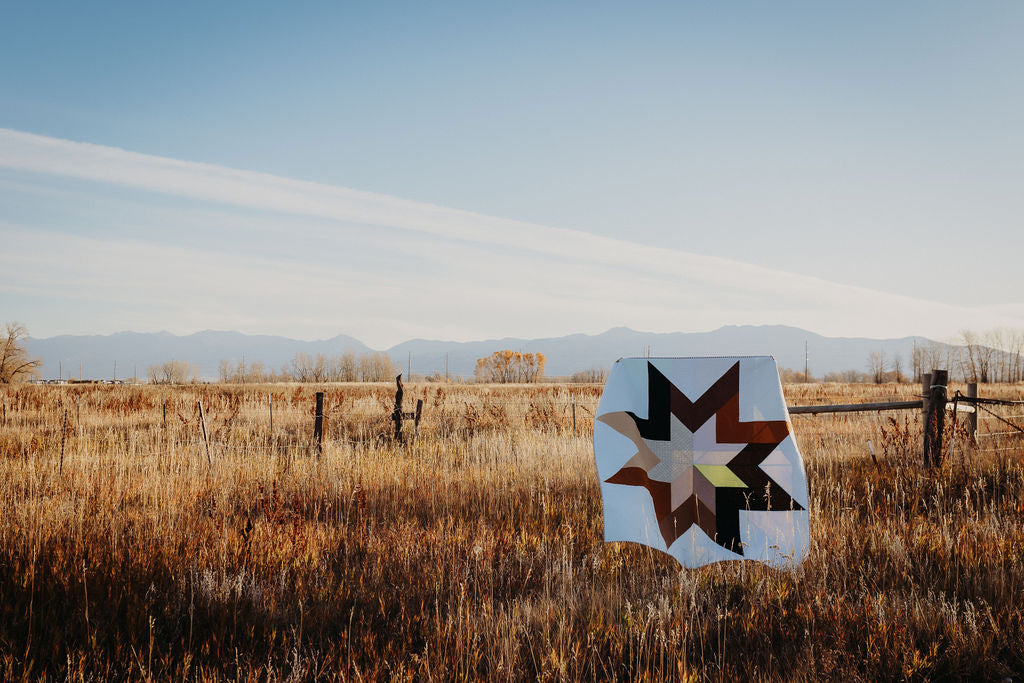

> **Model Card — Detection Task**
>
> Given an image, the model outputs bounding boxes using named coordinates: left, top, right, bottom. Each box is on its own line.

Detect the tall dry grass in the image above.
left=0, top=381, right=1021, bottom=680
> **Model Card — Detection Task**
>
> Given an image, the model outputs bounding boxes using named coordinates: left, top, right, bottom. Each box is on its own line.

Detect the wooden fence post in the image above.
left=198, top=400, right=211, bottom=467
left=313, top=391, right=325, bottom=456
left=414, top=398, right=423, bottom=436
left=923, top=369, right=947, bottom=467
left=393, top=374, right=404, bottom=442
left=269, top=393, right=273, bottom=437
left=967, top=382, right=978, bottom=444
left=921, top=372, right=931, bottom=422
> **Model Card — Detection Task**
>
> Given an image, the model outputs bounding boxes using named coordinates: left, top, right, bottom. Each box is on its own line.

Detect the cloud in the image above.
left=1, top=127, right=1020, bottom=344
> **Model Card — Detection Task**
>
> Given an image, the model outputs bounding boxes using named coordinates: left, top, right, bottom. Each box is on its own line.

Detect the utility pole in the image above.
left=804, top=341, right=809, bottom=383
left=79, top=362, right=82, bottom=381
left=445, top=353, right=449, bottom=383
left=912, top=339, right=918, bottom=382
left=407, top=351, right=411, bottom=382
left=59, top=361, right=62, bottom=382
left=113, top=360, right=117, bottom=382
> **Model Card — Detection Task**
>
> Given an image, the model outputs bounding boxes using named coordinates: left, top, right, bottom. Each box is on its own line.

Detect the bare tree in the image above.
left=920, top=340, right=951, bottom=378
left=987, top=329, right=1008, bottom=382
left=983, top=328, right=1024, bottom=383
left=570, top=367, right=608, bottom=383
left=219, top=350, right=397, bottom=384
left=324, top=351, right=359, bottom=382
left=358, top=352, right=395, bottom=382
left=289, top=353, right=310, bottom=382
left=0, top=322, right=42, bottom=383
left=1008, top=329, right=1024, bottom=382
left=867, top=349, right=887, bottom=384
left=147, top=360, right=198, bottom=384
left=960, top=330, right=994, bottom=383
left=339, top=351, right=358, bottom=382
left=891, top=353, right=904, bottom=383
left=288, top=352, right=328, bottom=382
left=247, top=361, right=266, bottom=383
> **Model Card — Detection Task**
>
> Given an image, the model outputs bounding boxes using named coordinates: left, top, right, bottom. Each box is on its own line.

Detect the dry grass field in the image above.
left=0, top=380, right=1022, bottom=681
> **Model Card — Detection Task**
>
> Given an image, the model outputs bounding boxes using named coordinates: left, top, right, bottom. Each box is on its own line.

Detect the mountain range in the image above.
left=25, top=326, right=940, bottom=381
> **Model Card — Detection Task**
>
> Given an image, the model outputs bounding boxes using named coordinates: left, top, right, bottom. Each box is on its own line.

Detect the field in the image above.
left=0, top=380, right=1022, bottom=681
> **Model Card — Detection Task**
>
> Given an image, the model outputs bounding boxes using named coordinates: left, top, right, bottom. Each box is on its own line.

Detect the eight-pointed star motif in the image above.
left=634, top=413, right=747, bottom=511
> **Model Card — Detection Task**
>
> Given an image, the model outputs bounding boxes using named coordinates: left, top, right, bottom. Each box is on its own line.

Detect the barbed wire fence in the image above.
left=2, top=373, right=1022, bottom=468
left=964, top=393, right=1024, bottom=453
left=0, top=381, right=608, bottom=469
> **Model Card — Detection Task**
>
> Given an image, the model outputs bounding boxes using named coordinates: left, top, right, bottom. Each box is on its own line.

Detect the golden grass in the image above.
left=0, top=381, right=1022, bottom=680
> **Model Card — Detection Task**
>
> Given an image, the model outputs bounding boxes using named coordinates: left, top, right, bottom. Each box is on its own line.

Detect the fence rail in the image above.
left=787, top=400, right=923, bottom=415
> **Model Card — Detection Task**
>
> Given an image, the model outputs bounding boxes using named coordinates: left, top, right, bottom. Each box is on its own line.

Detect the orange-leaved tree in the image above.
left=474, top=350, right=546, bottom=383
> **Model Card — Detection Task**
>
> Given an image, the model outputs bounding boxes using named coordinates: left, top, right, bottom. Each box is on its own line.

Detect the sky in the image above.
left=2, top=1, right=1023, bottom=348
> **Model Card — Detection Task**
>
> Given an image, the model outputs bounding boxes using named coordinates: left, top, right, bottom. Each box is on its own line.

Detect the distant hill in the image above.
left=26, top=325, right=944, bottom=381
left=390, top=325, right=939, bottom=379
left=26, top=330, right=371, bottom=380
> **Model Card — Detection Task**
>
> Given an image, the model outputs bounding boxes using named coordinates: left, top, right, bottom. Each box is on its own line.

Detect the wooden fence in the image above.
left=787, top=369, right=1024, bottom=467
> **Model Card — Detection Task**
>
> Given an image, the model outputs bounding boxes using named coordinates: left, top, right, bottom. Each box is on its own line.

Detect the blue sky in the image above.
left=2, top=2, right=1023, bottom=346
